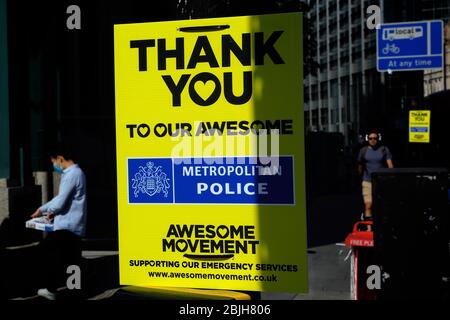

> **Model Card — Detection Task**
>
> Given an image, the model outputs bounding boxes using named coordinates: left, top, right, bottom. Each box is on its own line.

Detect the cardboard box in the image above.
left=25, top=217, right=54, bottom=232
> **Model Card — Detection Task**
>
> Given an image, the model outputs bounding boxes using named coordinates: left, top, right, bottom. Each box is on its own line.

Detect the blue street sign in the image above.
left=377, top=20, right=444, bottom=72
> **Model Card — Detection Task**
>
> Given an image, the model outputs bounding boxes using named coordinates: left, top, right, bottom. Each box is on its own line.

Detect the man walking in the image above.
left=357, top=130, right=394, bottom=221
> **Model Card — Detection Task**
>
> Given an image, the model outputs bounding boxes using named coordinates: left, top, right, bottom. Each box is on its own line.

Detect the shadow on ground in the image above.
left=0, top=188, right=363, bottom=300
left=0, top=244, right=119, bottom=300
left=307, top=192, right=363, bottom=247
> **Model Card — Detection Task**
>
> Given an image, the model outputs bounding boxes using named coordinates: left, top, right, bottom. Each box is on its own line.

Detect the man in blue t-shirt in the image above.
left=357, top=130, right=394, bottom=220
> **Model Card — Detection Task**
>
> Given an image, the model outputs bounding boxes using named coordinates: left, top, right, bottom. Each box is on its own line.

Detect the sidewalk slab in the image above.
left=261, top=244, right=350, bottom=300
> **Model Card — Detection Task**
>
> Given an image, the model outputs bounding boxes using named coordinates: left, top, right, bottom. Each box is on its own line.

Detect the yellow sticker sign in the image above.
left=409, top=110, right=431, bottom=143
left=114, top=12, right=307, bottom=293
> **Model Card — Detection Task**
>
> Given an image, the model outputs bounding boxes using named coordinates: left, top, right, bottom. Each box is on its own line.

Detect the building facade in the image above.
left=422, top=0, right=450, bottom=96
left=304, top=0, right=450, bottom=145
left=304, top=0, right=382, bottom=146
left=422, top=0, right=450, bottom=20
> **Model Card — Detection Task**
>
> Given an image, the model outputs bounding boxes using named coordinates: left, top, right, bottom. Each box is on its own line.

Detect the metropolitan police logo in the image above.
left=131, top=161, right=171, bottom=198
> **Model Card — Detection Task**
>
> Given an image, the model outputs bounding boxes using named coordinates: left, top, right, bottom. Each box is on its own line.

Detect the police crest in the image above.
left=131, top=161, right=171, bottom=198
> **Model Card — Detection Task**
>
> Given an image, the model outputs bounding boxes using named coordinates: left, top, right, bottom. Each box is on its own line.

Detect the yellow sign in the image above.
left=409, top=110, right=431, bottom=143
left=114, top=12, right=307, bottom=293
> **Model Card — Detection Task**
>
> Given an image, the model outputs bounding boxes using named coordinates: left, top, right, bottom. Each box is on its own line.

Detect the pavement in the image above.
left=1, top=192, right=360, bottom=300
left=86, top=242, right=352, bottom=300
left=3, top=244, right=351, bottom=301
left=262, top=244, right=351, bottom=300
left=83, top=243, right=352, bottom=301
left=4, top=243, right=356, bottom=300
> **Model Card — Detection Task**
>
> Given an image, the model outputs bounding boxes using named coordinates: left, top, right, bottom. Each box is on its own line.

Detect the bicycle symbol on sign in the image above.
left=382, top=43, right=400, bottom=55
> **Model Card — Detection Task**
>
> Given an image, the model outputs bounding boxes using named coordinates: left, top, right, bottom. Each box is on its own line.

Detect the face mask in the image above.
left=53, top=163, right=64, bottom=174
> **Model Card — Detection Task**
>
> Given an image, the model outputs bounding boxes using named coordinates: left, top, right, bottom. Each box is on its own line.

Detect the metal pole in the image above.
left=0, top=0, right=10, bottom=179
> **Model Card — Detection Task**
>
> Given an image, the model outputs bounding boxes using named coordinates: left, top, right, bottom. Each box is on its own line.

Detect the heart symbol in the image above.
left=189, top=73, right=221, bottom=106
left=194, top=80, right=216, bottom=102
left=216, top=225, right=229, bottom=238
left=137, top=124, right=150, bottom=137
left=154, top=123, right=167, bottom=137
left=176, top=240, right=188, bottom=252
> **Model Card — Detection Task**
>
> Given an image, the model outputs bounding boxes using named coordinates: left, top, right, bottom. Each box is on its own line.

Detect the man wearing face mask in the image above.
left=30, top=145, right=87, bottom=300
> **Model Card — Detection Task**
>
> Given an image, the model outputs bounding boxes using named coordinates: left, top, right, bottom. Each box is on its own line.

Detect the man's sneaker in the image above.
left=360, top=213, right=373, bottom=221
left=37, top=288, right=56, bottom=300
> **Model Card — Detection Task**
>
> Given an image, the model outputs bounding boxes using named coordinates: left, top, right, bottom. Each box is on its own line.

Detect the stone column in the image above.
left=33, top=171, right=50, bottom=204
left=0, top=179, right=9, bottom=225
